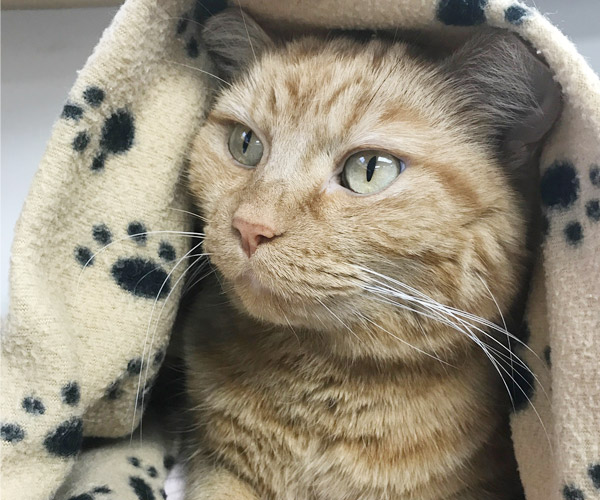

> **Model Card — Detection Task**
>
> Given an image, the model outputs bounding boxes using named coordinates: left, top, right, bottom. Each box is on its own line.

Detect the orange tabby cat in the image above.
left=181, top=9, right=561, bottom=499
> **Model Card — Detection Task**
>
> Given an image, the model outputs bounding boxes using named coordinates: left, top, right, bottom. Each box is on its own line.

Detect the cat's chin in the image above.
left=231, top=272, right=299, bottom=323
left=229, top=271, right=323, bottom=328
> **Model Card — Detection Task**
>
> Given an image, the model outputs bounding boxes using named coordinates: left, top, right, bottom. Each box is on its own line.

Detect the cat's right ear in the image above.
left=202, top=9, right=274, bottom=80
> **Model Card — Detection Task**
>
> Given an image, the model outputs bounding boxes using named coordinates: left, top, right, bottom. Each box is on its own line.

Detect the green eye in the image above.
left=228, top=123, right=264, bottom=167
left=341, top=151, right=405, bottom=194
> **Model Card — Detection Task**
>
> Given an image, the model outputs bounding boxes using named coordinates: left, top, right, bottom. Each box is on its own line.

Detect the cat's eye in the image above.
left=341, top=151, right=405, bottom=194
left=228, top=123, right=264, bottom=167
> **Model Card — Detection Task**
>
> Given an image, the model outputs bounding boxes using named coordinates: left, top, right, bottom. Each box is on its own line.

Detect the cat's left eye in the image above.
left=228, top=123, right=264, bottom=167
left=341, top=151, right=405, bottom=194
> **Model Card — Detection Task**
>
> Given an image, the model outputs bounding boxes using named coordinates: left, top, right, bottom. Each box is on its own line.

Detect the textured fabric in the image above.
left=1, top=1, right=598, bottom=499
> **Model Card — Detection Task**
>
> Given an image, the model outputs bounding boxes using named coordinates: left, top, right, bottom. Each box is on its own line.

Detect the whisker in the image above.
left=131, top=240, right=205, bottom=441
left=236, top=0, right=256, bottom=62
left=355, top=268, right=551, bottom=447
left=76, top=229, right=205, bottom=278
left=315, top=297, right=364, bottom=346
left=355, top=311, right=455, bottom=367
left=282, top=311, right=301, bottom=347
left=139, top=252, right=210, bottom=424
left=362, top=282, right=547, bottom=398
left=359, top=266, right=540, bottom=361
left=168, top=207, right=208, bottom=222
left=183, top=260, right=215, bottom=294
left=162, top=59, right=232, bottom=87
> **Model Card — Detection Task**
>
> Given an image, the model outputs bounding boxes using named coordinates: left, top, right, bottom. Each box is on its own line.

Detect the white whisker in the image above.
left=168, top=207, right=208, bottom=222
left=237, top=0, right=256, bottom=62
left=362, top=281, right=547, bottom=399
left=355, top=311, right=454, bottom=367
left=315, top=297, right=364, bottom=345
left=131, top=240, right=205, bottom=442
left=354, top=265, right=550, bottom=446
left=162, top=59, right=232, bottom=87
left=359, top=266, right=541, bottom=362
left=139, top=252, right=210, bottom=426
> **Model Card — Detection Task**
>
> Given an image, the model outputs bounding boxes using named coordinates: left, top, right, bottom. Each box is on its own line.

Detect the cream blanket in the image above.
left=1, top=1, right=599, bottom=499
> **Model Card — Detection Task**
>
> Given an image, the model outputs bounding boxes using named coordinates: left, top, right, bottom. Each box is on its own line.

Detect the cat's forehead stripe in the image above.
left=219, top=41, right=454, bottom=149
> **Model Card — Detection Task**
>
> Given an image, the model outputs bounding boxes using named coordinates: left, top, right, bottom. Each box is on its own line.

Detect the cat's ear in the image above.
left=202, top=9, right=274, bottom=80
left=445, top=31, right=562, bottom=164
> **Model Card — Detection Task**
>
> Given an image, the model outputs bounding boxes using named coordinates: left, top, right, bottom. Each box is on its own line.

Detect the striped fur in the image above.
left=183, top=11, right=560, bottom=499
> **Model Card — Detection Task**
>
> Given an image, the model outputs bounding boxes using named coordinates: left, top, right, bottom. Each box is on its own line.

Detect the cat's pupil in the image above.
left=242, top=130, right=253, bottom=154
left=366, top=156, right=377, bottom=182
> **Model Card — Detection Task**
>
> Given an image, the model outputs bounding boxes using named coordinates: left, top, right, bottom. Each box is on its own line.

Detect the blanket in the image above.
left=1, top=1, right=599, bottom=499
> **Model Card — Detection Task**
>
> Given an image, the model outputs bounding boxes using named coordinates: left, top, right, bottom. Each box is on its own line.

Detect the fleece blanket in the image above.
left=1, top=1, right=599, bottom=499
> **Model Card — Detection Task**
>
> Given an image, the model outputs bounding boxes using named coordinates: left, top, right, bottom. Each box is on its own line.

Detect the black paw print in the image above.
left=127, top=455, right=169, bottom=500
left=61, top=86, right=135, bottom=172
left=74, top=222, right=177, bottom=300
left=540, top=162, right=599, bottom=246
left=103, top=349, right=166, bottom=406
left=175, top=0, right=227, bottom=59
left=504, top=4, right=531, bottom=26
left=437, top=0, right=486, bottom=26
left=1, top=382, right=83, bottom=458
left=562, top=462, right=600, bottom=499
left=436, top=0, right=532, bottom=27
left=68, top=485, right=112, bottom=500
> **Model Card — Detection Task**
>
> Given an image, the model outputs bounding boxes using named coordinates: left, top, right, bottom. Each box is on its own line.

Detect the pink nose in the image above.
left=232, top=217, right=277, bottom=258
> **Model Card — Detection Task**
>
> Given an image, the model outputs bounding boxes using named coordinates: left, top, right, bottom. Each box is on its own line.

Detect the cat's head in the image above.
left=188, top=10, right=561, bottom=360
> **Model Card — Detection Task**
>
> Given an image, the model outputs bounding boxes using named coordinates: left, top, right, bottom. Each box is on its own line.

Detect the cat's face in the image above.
left=188, top=30, right=556, bottom=359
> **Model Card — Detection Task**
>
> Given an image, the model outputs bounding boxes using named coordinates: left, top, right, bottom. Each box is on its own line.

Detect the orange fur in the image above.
left=183, top=33, right=532, bottom=499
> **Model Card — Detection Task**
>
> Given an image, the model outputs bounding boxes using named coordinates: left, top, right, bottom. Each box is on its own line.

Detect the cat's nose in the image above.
left=232, top=217, right=278, bottom=258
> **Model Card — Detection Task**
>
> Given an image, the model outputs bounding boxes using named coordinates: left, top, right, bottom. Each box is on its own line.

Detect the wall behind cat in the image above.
left=1, top=0, right=599, bottom=315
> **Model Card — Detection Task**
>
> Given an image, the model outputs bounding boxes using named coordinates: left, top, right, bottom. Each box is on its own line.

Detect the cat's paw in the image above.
left=74, top=221, right=178, bottom=300
left=61, top=86, right=135, bottom=172
left=541, top=161, right=599, bottom=247
left=1, top=382, right=83, bottom=458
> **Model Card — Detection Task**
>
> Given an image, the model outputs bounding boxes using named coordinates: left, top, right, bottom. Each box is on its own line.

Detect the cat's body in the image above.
left=181, top=10, right=560, bottom=500
left=182, top=276, right=521, bottom=500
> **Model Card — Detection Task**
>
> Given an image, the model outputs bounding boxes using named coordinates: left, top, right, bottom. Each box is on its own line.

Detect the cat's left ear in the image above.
left=202, top=8, right=274, bottom=80
left=444, top=30, right=562, bottom=165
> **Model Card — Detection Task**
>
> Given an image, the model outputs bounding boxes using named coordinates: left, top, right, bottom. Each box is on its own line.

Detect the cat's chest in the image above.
left=187, top=342, right=485, bottom=499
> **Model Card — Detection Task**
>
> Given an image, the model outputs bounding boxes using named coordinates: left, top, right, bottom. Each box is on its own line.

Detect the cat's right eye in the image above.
left=341, top=151, right=405, bottom=194
left=228, top=123, right=264, bottom=167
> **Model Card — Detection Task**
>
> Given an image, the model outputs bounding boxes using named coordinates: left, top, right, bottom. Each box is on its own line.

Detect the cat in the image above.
left=179, top=9, right=561, bottom=499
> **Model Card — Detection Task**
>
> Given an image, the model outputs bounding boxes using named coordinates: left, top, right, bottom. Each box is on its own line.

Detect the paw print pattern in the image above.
left=61, top=86, right=135, bottom=172
left=103, top=349, right=166, bottom=407
left=563, top=485, right=585, bottom=500
left=175, top=0, right=227, bottom=59
left=1, top=382, right=83, bottom=458
left=504, top=4, right=531, bottom=25
left=436, top=0, right=531, bottom=27
left=437, top=0, right=486, bottom=26
left=127, top=455, right=170, bottom=500
left=561, top=462, right=600, bottom=499
left=67, top=485, right=112, bottom=500
left=74, top=222, right=177, bottom=300
left=540, top=161, right=599, bottom=246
